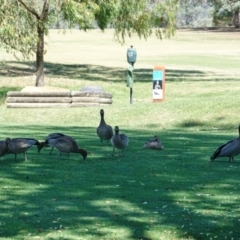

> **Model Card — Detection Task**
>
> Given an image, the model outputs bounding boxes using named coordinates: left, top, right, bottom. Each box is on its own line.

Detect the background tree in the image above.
left=212, top=0, right=240, bottom=27
left=176, top=0, right=213, bottom=28
left=0, top=0, right=178, bottom=87
left=175, top=0, right=240, bottom=28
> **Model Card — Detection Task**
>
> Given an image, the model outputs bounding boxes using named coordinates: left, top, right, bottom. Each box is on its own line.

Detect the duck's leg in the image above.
left=24, top=153, right=28, bottom=161
left=120, top=149, right=124, bottom=156
left=112, top=147, right=115, bottom=156
left=14, top=154, right=17, bottom=161
left=49, top=147, right=54, bottom=155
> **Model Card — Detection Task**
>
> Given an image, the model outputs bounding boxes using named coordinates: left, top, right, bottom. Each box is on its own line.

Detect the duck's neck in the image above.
left=100, top=115, right=106, bottom=124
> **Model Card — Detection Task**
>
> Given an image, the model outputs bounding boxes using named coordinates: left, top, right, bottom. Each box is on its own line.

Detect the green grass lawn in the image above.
left=0, top=28, right=240, bottom=240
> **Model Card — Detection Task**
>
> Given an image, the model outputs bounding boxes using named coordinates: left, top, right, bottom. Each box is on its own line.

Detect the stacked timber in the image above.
left=71, top=86, right=113, bottom=107
left=6, top=86, right=112, bottom=108
left=7, top=91, right=71, bottom=108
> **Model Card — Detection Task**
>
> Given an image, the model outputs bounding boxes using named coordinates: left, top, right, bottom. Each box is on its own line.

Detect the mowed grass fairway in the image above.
left=0, top=28, right=240, bottom=240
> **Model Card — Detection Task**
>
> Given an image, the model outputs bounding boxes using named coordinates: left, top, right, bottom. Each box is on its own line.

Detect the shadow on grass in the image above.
left=176, top=119, right=237, bottom=130
left=186, top=27, right=240, bottom=33
left=0, top=125, right=240, bottom=239
left=0, top=61, right=237, bottom=84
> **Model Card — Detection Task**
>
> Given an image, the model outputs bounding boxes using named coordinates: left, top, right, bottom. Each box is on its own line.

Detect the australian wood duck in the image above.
left=97, top=109, right=113, bottom=144
left=211, top=125, right=240, bottom=162
left=0, top=138, right=10, bottom=158
left=110, top=126, right=129, bottom=156
left=45, top=136, right=87, bottom=161
left=7, top=137, right=40, bottom=161
left=38, top=133, right=76, bottom=154
left=143, top=135, right=164, bottom=150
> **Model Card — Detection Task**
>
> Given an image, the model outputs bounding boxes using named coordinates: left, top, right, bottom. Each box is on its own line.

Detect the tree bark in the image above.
left=233, top=8, right=240, bottom=28
left=36, top=23, right=45, bottom=87
left=35, top=1, right=49, bottom=87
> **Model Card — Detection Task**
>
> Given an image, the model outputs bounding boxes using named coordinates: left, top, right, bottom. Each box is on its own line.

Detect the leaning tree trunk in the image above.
left=36, top=23, right=45, bottom=87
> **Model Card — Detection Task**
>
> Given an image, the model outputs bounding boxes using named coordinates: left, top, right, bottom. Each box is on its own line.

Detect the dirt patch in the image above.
left=21, top=86, right=70, bottom=92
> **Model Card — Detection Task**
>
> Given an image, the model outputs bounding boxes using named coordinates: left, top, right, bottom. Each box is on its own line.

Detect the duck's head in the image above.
left=100, top=109, right=104, bottom=116
left=153, top=135, right=158, bottom=141
left=114, top=126, right=120, bottom=134
left=5, top=137, right=11, bottom=143
left=79, top=149, right=87, bottom=160
left=37, top=142, right=45, bottom=153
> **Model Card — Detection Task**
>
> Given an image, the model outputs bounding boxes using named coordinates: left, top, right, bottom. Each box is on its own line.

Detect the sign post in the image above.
left=152, top=66, right=165, bottom=102
left=127, top=64, right=134, bottom=104
left=126, top=45, right=137, bottom=104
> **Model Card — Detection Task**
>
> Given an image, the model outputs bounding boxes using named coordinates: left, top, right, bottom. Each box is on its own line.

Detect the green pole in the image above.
left=127, top=63, right=134, bottom=104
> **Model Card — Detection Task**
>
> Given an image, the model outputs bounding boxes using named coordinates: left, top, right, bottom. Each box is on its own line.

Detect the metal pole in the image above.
left=130, top=87, right=133, bottom=104
left=130, top=62, right=134, bottom=104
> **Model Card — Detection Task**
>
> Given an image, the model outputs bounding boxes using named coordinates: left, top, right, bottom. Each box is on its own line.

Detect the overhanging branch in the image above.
left=17, top=0, right=41, bottom=19
left=40, top=1, right=50, bottom=21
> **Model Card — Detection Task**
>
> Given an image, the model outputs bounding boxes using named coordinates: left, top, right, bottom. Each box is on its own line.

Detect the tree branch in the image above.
left=17, top=0, right=41, bottom=19
left=40, top=0, right=50, bottom=21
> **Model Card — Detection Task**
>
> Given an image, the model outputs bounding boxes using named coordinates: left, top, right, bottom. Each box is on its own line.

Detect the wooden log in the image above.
left=7, top=97, right=71, bottom=103
left=71, top=102, right=100, bottom=107
left=99, top=103, right=113, bottom=106
left=99, top=98, right=112, bottom=104
left=7, top=103, right=71, bottom=108
left=71, top=91, right=112, bottom=98
left=6, top=90, right=112, bottom=108
left=71, top=97, right=100, bottom=103
left=7, top=91, right=71, bottom=97
left=71, top=97, right=112, bottom=103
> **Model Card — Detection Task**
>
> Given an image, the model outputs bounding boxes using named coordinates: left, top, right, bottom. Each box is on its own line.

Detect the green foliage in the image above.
left=112, top=0, right=177, bottom=43
left=153, top=0, right=178, bottom=38
left=94, top=0, right=119, bottom=30
left=61, top=0, right=99, bottom=29
left=0, top=0, right=37, bottom=58
left=211, top=0, right=240, bottom=26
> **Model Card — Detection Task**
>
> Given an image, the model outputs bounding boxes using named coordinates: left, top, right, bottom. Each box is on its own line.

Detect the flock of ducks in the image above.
left=0, top=135, right=87, bottom=161
left=0, top=109, right=239, bottom=162
left=0, top=109, right=164, bottom=162
left=96, top=109, right=164, bottom=155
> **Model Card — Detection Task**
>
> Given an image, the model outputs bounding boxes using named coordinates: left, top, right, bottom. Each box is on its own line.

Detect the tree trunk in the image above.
left=233, top=8, right=240, bottom=28
left=35, top=23, right=45, bottom=87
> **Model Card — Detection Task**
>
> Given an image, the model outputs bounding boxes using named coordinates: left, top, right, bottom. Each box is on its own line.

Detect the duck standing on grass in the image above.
left=7, top=138, right=40, bottom=161
left=38, top=133, right=76, bottom=154
left=0, top=138, right=10, bottom=159
left=97, top=109, right=113, bottom=144
left=210, top=125, right=240, bottom=162
left=45, top=137, right=87, bottom=161
left=111, top=126, right=129, bottom=156
left=143, top=135, right=164, bottom=150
